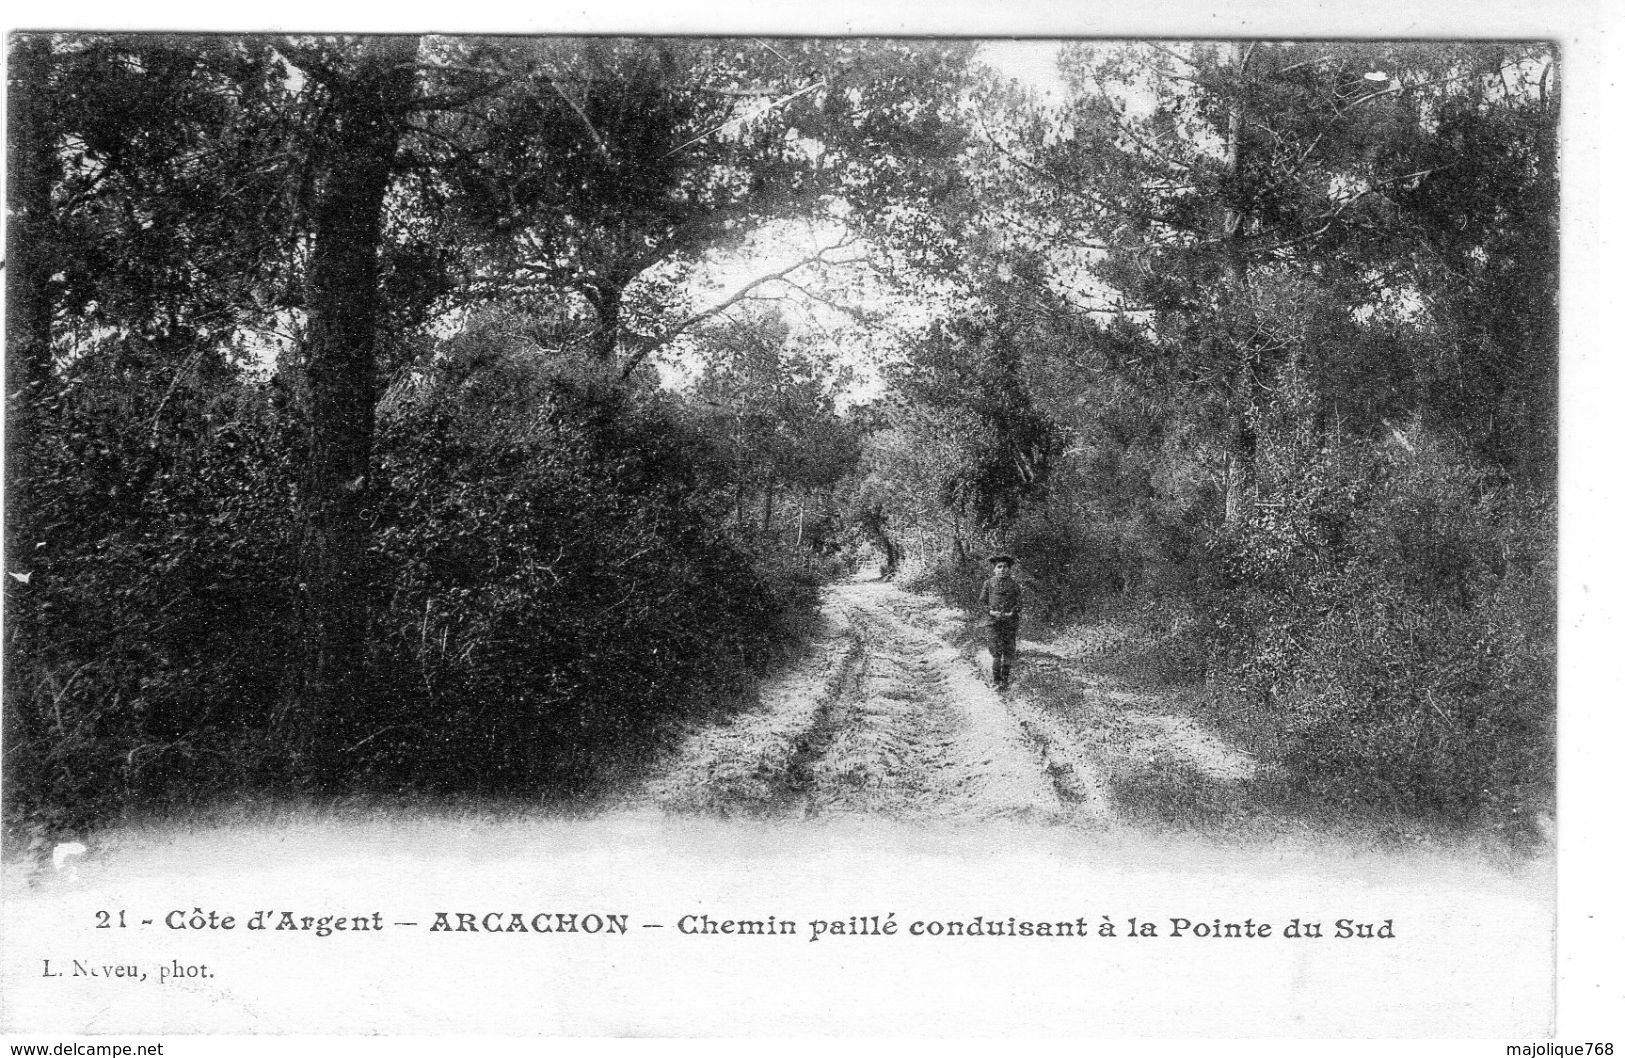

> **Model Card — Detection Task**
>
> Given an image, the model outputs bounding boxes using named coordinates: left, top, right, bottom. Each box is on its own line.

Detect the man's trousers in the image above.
left=988, top=616, right=1019, bottom=687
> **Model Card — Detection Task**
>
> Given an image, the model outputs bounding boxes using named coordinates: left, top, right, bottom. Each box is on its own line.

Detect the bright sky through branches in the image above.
left=977, top=39, right=1069, bottom=104
left=660, top=41, right=1073, bottom=405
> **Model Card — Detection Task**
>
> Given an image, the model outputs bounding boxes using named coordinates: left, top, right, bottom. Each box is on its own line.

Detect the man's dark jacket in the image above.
left=978, top=573, right=1022, bottom=618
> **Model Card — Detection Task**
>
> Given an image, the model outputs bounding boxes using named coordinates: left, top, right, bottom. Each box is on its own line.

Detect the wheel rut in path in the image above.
left=631, top=599, right=865, bottom=818
left=634, top=578, right=1098, bottom=824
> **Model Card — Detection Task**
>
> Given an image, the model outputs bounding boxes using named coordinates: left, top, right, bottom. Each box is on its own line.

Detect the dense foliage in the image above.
left=873, top=41, right=1557, bottom=838
left=5, top=36, right=1556, bottom=842
left=5, top=345, right=303, bottom=828
left=365, top=332, right=797, bottom=791
left=4, top=325, right=804, bottom=826
left=3, top=34, right=948, bottom=828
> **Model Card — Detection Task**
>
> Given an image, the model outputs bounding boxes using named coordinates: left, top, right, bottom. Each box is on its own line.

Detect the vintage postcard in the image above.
left=1, top=2, right=1614, bottom=1048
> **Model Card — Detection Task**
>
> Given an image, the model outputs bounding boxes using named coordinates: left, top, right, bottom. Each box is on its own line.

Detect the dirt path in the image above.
left=630, top=575, right=1262, bottom=830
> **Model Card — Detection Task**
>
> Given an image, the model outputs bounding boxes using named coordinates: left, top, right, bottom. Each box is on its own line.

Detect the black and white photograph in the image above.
left=1, top=6, right=1616, bottom=1046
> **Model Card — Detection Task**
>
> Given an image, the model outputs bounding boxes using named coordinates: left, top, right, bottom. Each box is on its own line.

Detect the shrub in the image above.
left=5, top=331, right=809, bottom=828
left=4, top=348, right=304, bottom=830
left=360, top=348, right=795, bottom=794
left=1203, top=429, right=1555, bottom=840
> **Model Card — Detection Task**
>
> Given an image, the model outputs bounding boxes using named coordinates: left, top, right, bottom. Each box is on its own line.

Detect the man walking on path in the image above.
left=978, top=553, right=1022, bottom=691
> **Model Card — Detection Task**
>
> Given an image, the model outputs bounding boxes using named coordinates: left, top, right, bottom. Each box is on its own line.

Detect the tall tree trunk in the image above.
left=796, top=496, right=809, bottom=570
left=862, top=504, right=901, bottom=581
left=292, top=36, right=418, bottom=777
left=1518, top=56, right=1560, bottom=488
left=6, top=35, right=58, bottom=576
left=6, top=36, right=56, bottom=400
left=1221, top=42, right=1257, bottom=525
left=585, top=282, right=624, bottom=362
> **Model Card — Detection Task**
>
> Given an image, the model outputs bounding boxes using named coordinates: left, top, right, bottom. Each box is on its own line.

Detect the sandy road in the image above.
left=633, top=576, right=1261, bottom=829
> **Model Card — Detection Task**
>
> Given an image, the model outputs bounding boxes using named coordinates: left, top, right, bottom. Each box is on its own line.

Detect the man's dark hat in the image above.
left=988, top=553, right=1015, bottom=565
